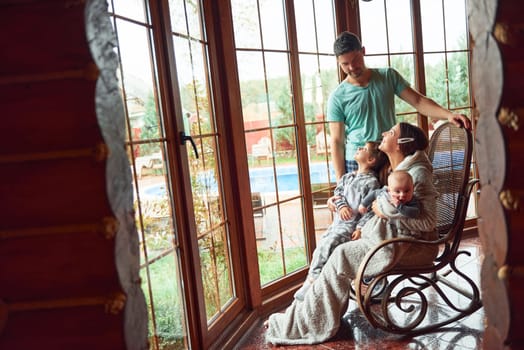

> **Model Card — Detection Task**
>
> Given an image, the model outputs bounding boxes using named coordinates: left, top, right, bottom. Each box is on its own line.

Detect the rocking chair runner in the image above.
left=351, top=122, right=482, bottom=335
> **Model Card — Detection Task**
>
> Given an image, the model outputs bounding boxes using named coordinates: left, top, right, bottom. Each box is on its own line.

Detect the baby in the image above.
left=358, top=170, right=420, bottom=222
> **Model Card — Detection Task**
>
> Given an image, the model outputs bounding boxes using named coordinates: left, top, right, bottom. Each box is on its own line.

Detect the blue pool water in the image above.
left=141, top=151, right=464, bottom=198
left=249, top=162, right=335, bottom=193
left=142, top=162, right=335, bottom=198
left=142, top=184, right=168, bottom=198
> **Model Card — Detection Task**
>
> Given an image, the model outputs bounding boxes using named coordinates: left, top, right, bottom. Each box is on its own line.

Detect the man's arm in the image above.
left=329, top=121, right=346, bottom=180
left=399, top=87, right=471, bottom=129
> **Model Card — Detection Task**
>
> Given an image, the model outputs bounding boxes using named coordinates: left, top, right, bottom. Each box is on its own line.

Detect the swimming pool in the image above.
left=141, top=162, right=335, bottom=198
left=249, top=162, right=335, bottom=192
left=140, top=151, right=464, bottom=199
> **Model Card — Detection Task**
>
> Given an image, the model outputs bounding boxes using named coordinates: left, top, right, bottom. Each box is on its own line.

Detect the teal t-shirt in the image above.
left=327, top=68, right=409, bottom=161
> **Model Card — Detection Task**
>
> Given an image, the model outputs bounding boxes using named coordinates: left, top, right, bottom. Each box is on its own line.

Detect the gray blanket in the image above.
left=265, top=151, right=439, bottom=345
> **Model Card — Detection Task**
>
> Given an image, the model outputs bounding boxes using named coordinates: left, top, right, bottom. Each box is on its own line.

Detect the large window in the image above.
left=231, top=0, right=339, bottom=290
left=109, top=2, right=190, bottom=349
left=108, top=1, right=476, bottom=348
left=110, top=0, right=243, bottom=348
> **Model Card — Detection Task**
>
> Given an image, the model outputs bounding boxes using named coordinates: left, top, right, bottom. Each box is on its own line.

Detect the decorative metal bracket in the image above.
left=499, top=189, right=520, bottom=211
left=498, top=265, right=524, bottom=280
left=498, top=107, right=520, bottom=131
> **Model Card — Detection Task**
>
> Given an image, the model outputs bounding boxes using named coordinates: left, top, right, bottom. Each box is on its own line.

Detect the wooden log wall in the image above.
left=0, top=1, right=147, bottom=349
left=470, top=0, right=524, bottom=348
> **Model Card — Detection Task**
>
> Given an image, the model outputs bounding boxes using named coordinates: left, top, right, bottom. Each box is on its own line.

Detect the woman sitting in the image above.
left=265, top=122, right=439, bottom=345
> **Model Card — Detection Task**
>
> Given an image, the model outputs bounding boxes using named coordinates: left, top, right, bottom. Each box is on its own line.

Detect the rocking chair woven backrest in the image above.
left=427, top=122, right=473, bottom=242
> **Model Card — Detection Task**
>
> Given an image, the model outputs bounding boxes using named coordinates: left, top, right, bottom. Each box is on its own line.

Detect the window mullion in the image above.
left=411, top=0, right=429, bottom=131
left=284, top=0, right=315, bottom=265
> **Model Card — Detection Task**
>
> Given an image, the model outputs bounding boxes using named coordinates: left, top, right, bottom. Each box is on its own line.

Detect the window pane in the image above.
left=112, top=0, right=146, bottom=22
left=396, top=112, right=418, bottom=125
left=231, top=0, right=262, bottom=49
left=169, top=0, right=188, bottom=36
left=318, top=55, right=339, bottom=111
left=299, top=54, right=323, bottom=116
left=260, top=0, right=287, bottom=50
left=191, top=137, right=223, bottom=231
left=385, top=0, right=413, bottom=53
left=257, top=212, right=284, bottom=284
left=187, top=1, right=203, bottom=40
left=444, top=0, right=468, bottom=51
left=294, top=0, right=316, bottom=52
left=248, top=132, right=277, bottom=196
left=420, top=0, right=445, bottom=52
left=169, top=0, right=204, bottom=41
left=199, top=226, right=234, bottom=320
left=274, top=138, right=299, bottom=200
left=424, top=52, right=448, bottom=108
left=190, top=41, right=215, bottom=134
left=116, top=20, right=157, bottom=142
left=359, top=0, right=387, bottom=54
left=141, top=254, right=187, bottom=349
left=313, top=205, right=333, bottom=244
left=391, top=54, right=414, bottom=86
left=281, top=198, right=307, bottom=273
left=391, top=54, right=415, bottom=114
left=315, top=0, right=336, bottom=53
left=365, top=54, right=388, bottom=69
left=236, top=52, right=267, bottom=120
left=256, top=197, right=307, bottom=285
left=447, top=52, right=470, bottom=109
left=265, top=52, right=292, bottom=129
left=306, top=122, right=336, bottom=246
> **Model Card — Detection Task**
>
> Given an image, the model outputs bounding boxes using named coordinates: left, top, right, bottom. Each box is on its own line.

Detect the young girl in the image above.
left=294, top=141, right=388, bottom=300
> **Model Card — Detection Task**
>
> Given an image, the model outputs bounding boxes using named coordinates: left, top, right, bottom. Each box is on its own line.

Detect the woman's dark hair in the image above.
left=398, top=122, right=429, bottom=156
left=367, top=141, right=390, bottom=186
left=334, top=31, right=362, bottom=57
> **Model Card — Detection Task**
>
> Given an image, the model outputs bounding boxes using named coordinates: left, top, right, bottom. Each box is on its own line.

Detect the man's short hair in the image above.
left=333, top=31, right=362, bottom=56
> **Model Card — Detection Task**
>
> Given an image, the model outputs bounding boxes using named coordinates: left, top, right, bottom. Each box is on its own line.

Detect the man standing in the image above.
left=328, top=31, right=470, bottom=180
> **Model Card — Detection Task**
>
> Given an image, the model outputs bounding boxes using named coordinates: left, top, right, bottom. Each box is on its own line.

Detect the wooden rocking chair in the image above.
left=352, top=122, right=482, bottom=335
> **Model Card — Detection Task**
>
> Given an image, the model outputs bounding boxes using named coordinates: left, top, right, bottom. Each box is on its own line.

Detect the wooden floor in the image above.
left=236, top=235, right=484, bottom=349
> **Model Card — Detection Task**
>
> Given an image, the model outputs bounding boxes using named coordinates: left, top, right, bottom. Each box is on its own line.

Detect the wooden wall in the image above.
left=0, top=1, right=146, bottom=349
